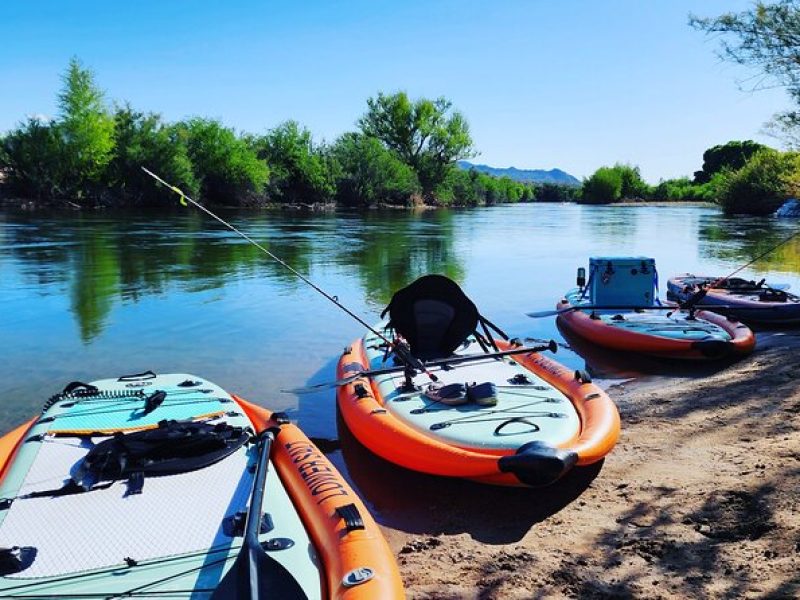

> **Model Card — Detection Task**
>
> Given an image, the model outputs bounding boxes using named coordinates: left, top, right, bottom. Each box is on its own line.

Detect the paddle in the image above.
left=211, top=430, right=306, bottom=600
left=283, top=341, right=558, bottom=394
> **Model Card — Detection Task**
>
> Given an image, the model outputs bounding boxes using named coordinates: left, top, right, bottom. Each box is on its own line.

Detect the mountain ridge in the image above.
left=458, top=161, right=580, bottom=186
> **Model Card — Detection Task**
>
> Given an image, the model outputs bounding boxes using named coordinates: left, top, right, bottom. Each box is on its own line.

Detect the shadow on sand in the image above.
left=335, top=410, right=603, bottom=544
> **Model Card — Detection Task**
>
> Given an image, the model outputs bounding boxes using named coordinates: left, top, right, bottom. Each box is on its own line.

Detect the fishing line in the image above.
left=684, top=223, right=800, bottom=307
left=141, top=167, right=439, bottom=383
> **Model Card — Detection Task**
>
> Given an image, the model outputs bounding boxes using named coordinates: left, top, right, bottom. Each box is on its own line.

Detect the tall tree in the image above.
left=107, top=105, right=198, bottom=205
left=693, top=140, right=767, bottom=183
left=358, top=92, right=475, bottom=194
left=690, top=1, right=800, bottom=143
left=58, top=57, right=115, bottom=197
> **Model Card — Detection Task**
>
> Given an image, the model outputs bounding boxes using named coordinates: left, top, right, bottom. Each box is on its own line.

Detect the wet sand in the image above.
left=373, top=329, right=800, bottom=599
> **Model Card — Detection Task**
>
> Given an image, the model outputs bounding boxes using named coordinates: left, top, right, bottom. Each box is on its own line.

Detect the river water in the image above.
left=2, top=203, right=799, bottom=494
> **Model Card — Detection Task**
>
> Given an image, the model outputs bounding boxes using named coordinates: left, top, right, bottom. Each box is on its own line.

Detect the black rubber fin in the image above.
left=498, top=441, right=579, bottom=487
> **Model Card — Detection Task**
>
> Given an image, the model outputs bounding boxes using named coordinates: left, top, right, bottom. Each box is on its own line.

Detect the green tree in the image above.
left=178, top=118, right=269, bottom=206
left=445, top=168, right=482, bottom=206
left=580, top=166, right=624, bottom=204
left=58, top=58, right=115, bottom=198
left=332, top=133, right=420, bottom=206
left=693, top=140, right=768, bottom=183
left=715, top=148, right=800, bottom=214
left=107, top=105, right=198, bottom=205
left=534, top=182, right=580, bottom=202
left=616, top=164, right=650, bottom=198
left=690, top=2, right=800, bottom=143
left=252, top=121, right=335, bottom=204
left=358, top=92, right=475, bottom=194
left=0, top=118, right=67, bottom=199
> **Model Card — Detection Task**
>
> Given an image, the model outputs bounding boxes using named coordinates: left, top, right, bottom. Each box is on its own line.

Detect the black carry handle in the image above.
left=117, top=370, right=157, bottom=382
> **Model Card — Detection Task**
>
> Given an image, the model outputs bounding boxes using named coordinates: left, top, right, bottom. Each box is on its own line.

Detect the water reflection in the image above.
left=3, top=204, right=800, bottom=434
left=579, top=205, right=639, bottom=243
left=334, top=209, right=465, bottom=306
left=699, top=215, right=800, bottom=275
left=2, top=208, right=465, bottom=344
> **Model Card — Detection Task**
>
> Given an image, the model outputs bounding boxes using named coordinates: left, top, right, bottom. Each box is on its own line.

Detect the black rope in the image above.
left=43, top=397, right=228, bottom=421
left=431, top=411, right=566, bottom=431
left=479, top=315, right=510, bottom=340
left=478, top=319, right=499, bottom=352
left=0, top=543, right=238, bottom=594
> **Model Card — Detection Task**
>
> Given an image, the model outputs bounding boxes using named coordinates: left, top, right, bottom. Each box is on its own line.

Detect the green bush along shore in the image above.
left=0, top=59, right=543, bottom=209
left=3, top=57, right=797, bottom=215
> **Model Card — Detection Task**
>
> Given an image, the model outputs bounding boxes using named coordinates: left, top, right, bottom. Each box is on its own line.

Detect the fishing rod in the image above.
left=141, top=167, right=439, bottom=383
left=284, top=340, right=557, bottom=394
left=683, top=224, right=800, bottom=309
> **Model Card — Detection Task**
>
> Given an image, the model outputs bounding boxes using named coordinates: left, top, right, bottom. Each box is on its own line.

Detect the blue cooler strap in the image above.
left=654, top=266, right=662, bottom=305
left=580, top=265, right=597, bottom=301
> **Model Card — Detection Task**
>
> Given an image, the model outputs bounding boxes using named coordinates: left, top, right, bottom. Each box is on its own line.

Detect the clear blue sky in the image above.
left=0, top=0, right=790, bottom=182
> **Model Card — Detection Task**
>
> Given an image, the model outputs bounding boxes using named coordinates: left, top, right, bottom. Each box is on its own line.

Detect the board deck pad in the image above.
left=0, top=433, right=253, bottom=578
left=564, top=290, right=733, bottom=342
left=364, top=330, right=581, bottom=450
left=0, top=373, right=321, bottom=599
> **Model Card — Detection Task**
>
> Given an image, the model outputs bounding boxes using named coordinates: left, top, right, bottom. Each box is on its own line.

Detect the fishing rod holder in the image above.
left=400, top=365, right=419, bottom=392
left=576, top=267, right=586, bottom=292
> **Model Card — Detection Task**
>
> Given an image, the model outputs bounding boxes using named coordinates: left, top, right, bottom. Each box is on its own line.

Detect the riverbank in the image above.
left=378, top=329, right=800, bottom=599
left=608, top=200, right=716, bottom=208
left=0, top=196, right=717, bottom=212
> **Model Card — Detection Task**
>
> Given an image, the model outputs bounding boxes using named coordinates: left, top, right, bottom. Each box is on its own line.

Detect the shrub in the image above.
left=715, top=149, right=800, bottom=215
left=178, top=118, right=268, bottom=206
left=252, top=121, right=335, bottom=204
left=534, top=183, right=580, bottom=202
left=580, top=167, right=623, bottom=204
left=107, top=105, right=198, bottom=205
left=330, top=133, right=418, bottom=206
left=0, top=118, right=68, bottom=200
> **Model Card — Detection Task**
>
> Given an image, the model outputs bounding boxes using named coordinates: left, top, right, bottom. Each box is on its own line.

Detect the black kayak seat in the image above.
left=71, top=419, right=250, bottom=492
left=381, top=275, right=480, bottom=360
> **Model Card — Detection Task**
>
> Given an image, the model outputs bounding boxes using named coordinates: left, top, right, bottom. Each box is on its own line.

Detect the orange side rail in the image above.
left=338, top=342, right=510, bottom=479
left=0, top=418, right=36, bottom=485
left=232, top=397, right=405, bottom=600
left=557, top=299, right=755, bottom=358
left=336, top=338, right=620, bottom=485
left=496, top=340, right=621, bottom=465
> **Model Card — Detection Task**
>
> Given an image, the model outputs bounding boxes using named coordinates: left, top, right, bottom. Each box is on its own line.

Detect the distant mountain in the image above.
left=458, top=161, right=580, bottom=186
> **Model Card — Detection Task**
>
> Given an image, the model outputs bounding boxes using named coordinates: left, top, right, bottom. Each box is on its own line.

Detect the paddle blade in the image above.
left=281, top=374, right=359, bottom=394
left=525, top=308, right=567, bottom=318
left=211, top=544, right=308, bottom=600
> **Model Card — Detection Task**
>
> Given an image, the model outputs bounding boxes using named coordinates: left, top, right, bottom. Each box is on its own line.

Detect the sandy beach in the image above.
left=371, top=329, right=800, bottom=599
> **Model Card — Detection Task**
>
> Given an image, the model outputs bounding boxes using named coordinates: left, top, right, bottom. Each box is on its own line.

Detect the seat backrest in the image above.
left=381, top=275, right=479, bottom=359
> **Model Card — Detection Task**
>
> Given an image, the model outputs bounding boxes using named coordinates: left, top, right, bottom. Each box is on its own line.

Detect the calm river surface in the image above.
left=2, top=203, right=799, bottom=486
